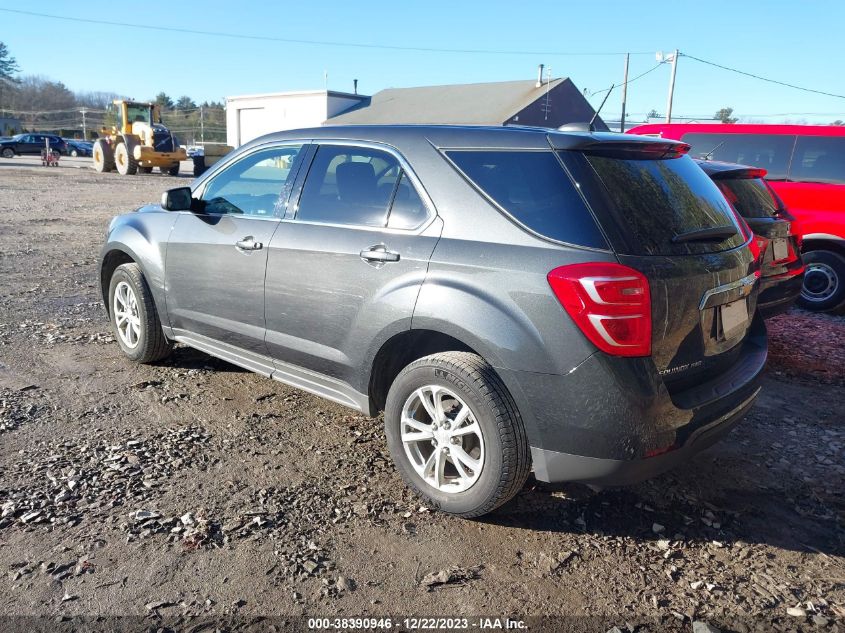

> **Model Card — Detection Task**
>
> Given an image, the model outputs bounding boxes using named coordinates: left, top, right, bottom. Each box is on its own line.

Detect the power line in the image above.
left=587, top=61, right=664, bottom=97
left=0, top=8, right=654, bottom=57
left=682, top=53, right=845, bottom=100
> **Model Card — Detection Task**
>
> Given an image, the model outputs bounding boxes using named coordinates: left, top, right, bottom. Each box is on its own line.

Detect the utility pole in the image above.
left=200, top=105, right=204, bottom=145
left=79, top=108, right=87, bottom=139
left=620, top=53, right=630, bottom=133
left=665, top=49, right=679, bottom=123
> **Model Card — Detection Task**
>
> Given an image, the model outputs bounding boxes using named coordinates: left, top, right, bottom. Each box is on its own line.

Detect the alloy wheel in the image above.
left=400, top=385, right=485, bottom=493
left=113, top=281, right=141, bottom=348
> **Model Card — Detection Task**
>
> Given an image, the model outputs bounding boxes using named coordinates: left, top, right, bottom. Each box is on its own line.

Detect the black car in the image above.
left=63, top=139, right=93, bottom=157
left=0, top=133, right=67, bottom=158
left=697, top=159, right=804, bottom=318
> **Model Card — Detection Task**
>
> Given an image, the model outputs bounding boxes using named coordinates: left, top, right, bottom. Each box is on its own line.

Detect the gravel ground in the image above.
left=0, top=159, right=843, bottom=633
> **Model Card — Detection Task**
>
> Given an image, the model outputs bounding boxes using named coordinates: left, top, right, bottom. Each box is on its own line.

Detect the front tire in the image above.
left=2, top=147, right=15, bottom=158
left=108, top=263, right=173, bottom=363
left=92, top=139, right=114, bottom=172
left=798, top=249, right=845, bottom=312
left=384, top=352, right=530, bottom=518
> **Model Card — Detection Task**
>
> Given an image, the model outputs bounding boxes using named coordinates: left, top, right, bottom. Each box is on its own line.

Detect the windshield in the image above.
left=567, top=152, right=745, bottom=256
left=125, top=103, right=151, bottom=125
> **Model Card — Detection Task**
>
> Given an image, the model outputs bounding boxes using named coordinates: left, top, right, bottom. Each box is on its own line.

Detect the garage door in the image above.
left=238, top=107, right=267, bottom=146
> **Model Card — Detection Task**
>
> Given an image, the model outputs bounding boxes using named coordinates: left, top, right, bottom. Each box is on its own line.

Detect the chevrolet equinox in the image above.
left=100, top=126, right=766, bottom=517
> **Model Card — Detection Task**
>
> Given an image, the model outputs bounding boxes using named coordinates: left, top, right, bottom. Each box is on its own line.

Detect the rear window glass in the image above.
left=789, top=136, right=845, bottom=185
left=445, top=150, right=607, bottom=249
left=716, top=178, right=778, bottom=219
left=681, top=133, right=795, bottom=180
left=580, top=153, right=745, bottom=256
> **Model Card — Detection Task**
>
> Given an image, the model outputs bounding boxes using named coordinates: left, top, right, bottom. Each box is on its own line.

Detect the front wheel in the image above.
left=108, top=263, right=173, bottom=363
left=1, top=147, right=15, bottom=158
left=92, top=139, right=114, bottom=172
left=798, top=249, right=845, bottom=312
left=384, top=352, right=530, bottom=518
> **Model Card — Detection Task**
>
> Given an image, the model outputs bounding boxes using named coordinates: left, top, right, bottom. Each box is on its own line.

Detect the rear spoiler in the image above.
left=707, top=166, right=768, bottom=180
left=548, top=132, right=690, bottom=159
left=693, top=158, right=768, bottom=181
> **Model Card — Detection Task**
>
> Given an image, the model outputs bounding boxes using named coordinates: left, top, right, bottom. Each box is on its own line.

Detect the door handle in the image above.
left=359, top=245, right=400, bottom=263
left=235, top=236, right=263, bottom=251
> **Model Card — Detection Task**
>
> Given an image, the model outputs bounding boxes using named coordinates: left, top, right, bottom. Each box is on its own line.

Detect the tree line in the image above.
left=0, top=42, right=226, bottom=143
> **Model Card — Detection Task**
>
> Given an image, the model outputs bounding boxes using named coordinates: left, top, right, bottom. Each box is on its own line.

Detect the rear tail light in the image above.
left=548, top=263, right=651, bottom=357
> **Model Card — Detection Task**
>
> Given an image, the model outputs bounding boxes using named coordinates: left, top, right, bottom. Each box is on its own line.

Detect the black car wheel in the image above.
left=798, top=249, right=845, bottom=312
left=1, top=147, right=14, bottom=158
left=384, top=352, right=530, bottom=518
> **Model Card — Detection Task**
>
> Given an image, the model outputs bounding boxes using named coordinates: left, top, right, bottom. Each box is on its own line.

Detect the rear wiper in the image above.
left=672, top=225, right=738, bottom=243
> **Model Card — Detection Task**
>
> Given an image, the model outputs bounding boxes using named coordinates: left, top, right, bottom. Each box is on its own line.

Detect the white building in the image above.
left=226, top=89, right=367, bottom=147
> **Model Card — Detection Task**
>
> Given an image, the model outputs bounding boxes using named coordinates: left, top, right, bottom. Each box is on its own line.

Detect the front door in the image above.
left=164, top=143, right=305, bottom=360
left=264, top=142, right=441, bottom=390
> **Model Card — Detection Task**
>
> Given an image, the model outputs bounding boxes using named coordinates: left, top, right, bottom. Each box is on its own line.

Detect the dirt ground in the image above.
left=0, top=159, right=843, bottom=633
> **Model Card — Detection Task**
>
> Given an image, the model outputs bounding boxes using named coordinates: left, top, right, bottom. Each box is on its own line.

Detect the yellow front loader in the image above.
left=92, top=100, right=186, bottom=176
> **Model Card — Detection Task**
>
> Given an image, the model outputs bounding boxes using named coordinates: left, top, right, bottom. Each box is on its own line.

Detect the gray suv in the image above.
left=100, top=125, right=766, bottom=517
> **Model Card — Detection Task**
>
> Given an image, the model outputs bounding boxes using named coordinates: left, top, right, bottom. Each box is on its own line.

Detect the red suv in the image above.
left=627, top=123, right=845, bottom=312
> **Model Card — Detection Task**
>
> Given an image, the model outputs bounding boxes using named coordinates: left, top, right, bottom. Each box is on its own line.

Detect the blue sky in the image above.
left=2, top=0, right=844, bottom=124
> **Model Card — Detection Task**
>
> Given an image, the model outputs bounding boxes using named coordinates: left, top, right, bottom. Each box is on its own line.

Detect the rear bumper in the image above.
left=497, top=316, right=767, bottom=485
left=758, top=267, right=804, bottom=318
left=531, top=386, right=758, bottom=485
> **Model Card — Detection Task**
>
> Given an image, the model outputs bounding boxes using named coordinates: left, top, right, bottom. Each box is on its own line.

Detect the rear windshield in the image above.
left=444, top=150, right=607, bottom=249
left=574, top=153, right=746, bottom=256
left=715, top=178, right=778, bottom=219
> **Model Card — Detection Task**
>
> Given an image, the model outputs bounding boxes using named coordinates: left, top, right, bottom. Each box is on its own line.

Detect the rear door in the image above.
left=558, top=147, right=760, bottom=388
left=263, top=142, right=441, bottom=389
left=164, top=143, right=305, bottom=361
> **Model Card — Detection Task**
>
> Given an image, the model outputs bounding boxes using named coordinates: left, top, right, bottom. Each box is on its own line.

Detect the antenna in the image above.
left=589, top=83, right=614, bottom=129
left=541, top=66, right=553, bottom=121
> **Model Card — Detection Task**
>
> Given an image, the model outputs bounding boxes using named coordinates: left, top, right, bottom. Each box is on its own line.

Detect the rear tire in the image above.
left=108, top=263, right=173, bottom=363
left=114, top=141, right=138, bottom=175
left=384, top=352, right=530, bottom=518
left=162, top=162, right=180, bottom=176
left=92, top=139, right=115, bottom=172
left=797, top=249, right=845, bottom=312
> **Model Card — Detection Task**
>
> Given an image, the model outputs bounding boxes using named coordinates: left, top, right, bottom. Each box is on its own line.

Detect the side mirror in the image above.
left=161, top=187, right=193, bottom=211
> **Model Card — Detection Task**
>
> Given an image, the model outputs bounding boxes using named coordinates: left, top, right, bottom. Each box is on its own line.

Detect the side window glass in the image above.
left=297, top=145, right=400, bottom=227
left=387, top=172, right=428, bottom=230
left=789, top=136, right=845, bottom=185
left=201, top=145, right=303, bottom=216
left=681, top=133, right=795, bottom=180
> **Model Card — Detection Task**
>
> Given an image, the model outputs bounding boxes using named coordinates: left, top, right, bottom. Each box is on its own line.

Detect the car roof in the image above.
left=248, top=124, right=687, bottom=152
